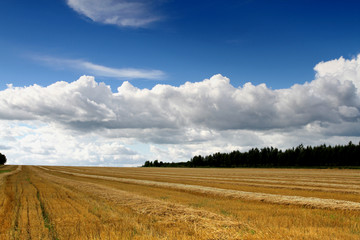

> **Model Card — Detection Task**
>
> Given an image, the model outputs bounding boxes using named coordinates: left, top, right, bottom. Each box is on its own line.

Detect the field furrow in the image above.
left=48, top=166, right=360, bottom=183
left=39, top=166, right=360, bottom=211
left=60, top=171, right=360, bottom=195
left=0, top=166, right=50, bottom=240
left=31, top=166, right=252, bottom=240
left=44, top=166, right=360, bottom=197
left=1, top=165, right=360, bottom=239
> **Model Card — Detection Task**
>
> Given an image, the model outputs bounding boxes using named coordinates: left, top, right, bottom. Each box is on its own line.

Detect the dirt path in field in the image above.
left=38, top=166, right=360, bottom=211
left=32, top=166, right=251, bottom=239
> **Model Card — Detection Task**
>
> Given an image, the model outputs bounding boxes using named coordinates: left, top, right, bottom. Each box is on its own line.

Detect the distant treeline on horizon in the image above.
left=143, top=142, right=360, bottom=168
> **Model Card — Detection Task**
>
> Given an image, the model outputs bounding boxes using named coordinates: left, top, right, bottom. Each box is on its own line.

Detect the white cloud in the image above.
left=0, top=121, right=145, bottom=166
left=0, top=145, right=11, bottom=150
left=314, top=56, right=360, bottom=92
left=1, top=55, right=360, bottom=165
left=66, top=0, right=162, bottom=27
left=34, top=56, right=165, bottom=80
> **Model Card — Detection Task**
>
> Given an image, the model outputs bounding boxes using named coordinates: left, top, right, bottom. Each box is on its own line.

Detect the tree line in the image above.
left=0, top=152, right=6, bottom=165
left=143, top=142, right=360, bottom=168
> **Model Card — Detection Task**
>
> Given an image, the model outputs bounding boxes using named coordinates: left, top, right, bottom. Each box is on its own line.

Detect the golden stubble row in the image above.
left=38, top=166, right=360, bottom=211
left=31, top=166, right=254, bottom=240
left=38, top=165, right=360, bottom=240
left=49, top=165, right=360, bottom=189
left=0, top=165, right=49, bottom=240
left=4, top=166, right=253, bottom=239
left=49, top=166, right=360, bottom=184
left=44, top=166, right=360, bottom=200
left=60, top=170, right=360, bottom=195
left=2, top=166, right=360, bottom=239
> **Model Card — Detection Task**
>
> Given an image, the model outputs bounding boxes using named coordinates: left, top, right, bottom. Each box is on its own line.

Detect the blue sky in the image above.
left=1, top=0, right=360, bottom=166
left=1, top=0, right=359, bottom=91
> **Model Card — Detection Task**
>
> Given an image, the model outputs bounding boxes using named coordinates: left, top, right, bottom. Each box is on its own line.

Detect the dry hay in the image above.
left=38, top=166, right=360, bottom=211
left=46, top=166, right=360, bottom=192
left=0, top=165, right=50, bottom=240
left=32, top=166, right=249, bottom=240
left=0, top=165, right=22, bottom=186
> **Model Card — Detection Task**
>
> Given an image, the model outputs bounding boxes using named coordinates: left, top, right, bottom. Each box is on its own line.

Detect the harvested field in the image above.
left=1, top=166, right=360, bottom=239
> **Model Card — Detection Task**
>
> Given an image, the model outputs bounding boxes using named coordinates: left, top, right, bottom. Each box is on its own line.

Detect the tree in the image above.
left=142, top=142, right=360, bottom=168
left=143, top=161, right=152, bottom=167
left=153, top=160, right=160, bottom=167
left=0, top=152, right=6, bottom=165
left=190, top=155, right=204, bottom=167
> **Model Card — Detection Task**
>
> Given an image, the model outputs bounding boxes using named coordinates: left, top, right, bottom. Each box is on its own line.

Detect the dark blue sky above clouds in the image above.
left=1, top=0, right=360, bottom=166
left=1, top=0, right=360, bottom=90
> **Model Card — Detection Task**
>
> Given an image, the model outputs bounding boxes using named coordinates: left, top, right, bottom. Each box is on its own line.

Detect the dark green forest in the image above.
left=0, top=152, right=6, bottom=165
left=143, top=142, right=360, bottom=168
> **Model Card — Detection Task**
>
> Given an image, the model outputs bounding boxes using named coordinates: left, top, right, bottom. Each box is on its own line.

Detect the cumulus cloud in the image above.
left=66, top=0, right=162, bottom=27
left=1, top=55, right=360, bottom=165
left=0, top=121, right=145, bottom=166
left=2, top=55, right=360, bottom=132
left=314, top=56, right=360, bottom=92
left=34, top=56, right=165, bottom=80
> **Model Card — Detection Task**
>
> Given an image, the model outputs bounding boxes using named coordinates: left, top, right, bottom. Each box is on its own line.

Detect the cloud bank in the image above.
left=66, top=0, right=162, bottom=27
left=3, top=55, right=360, bottom=131
left=1, top=55, right=360, bottom=165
